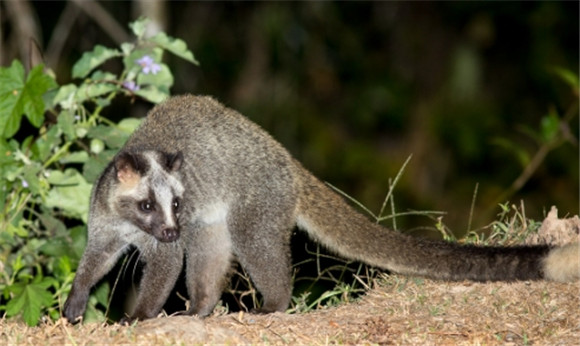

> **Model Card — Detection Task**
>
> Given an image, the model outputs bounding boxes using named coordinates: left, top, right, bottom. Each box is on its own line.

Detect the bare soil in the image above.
left=2, top=206, right=578, bottom=345
left=2, top=277, right=578, bottom=345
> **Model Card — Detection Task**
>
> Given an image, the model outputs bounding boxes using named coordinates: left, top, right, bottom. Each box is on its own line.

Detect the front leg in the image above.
left=64, top=238, right=128, bottom=323
left=125, top=243, right=184, bottom=322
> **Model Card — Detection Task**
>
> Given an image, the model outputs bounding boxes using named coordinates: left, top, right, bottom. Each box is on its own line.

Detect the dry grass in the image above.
left=2, top=277, right=578, bottom=345
left=2, top=206, right=578, bottom=345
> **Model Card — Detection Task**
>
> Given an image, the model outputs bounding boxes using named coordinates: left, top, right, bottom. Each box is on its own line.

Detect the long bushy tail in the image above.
left=295, top=168, right=579, bottom=282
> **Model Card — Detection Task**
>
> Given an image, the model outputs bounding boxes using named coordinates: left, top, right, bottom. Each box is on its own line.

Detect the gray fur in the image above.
left=64, top=95, right=579, bottom=323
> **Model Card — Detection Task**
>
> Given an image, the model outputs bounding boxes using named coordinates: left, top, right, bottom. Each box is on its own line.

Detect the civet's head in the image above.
left=112, top=150, right=185, bottom=242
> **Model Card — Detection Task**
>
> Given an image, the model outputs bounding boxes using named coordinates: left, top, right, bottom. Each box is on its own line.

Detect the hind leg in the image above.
left=232, top=223, right=293, bottom=313
left=184, top=222, right=233, bottom=317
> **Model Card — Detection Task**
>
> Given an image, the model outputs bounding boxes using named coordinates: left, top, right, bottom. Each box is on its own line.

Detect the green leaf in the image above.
left=22, top=164, right=42, bottom=195
left=0, top=138, right=17, bottom=165
left=540, top=109, right=560, bottom=143
left=6, top=222, right=28, bottom=238
left=31, top=125, right=61, bottom=162
left=0, top=62, right=26, bottom=137
left=93, top=97, right=112, bottom=109
left=45, top=169, right=92, bottom=222
left=129, top=17, right=149, bottom=39
left=57, top=110, right=76, bottom=140
left=134, top=85, right=169, bottom=104
left=38, top=212, right=67, bottom=235
left=149, top=32, right=199, bottom=65
left=90, top=70, right=118, bottom=81
left=38, top=225, right=87, bottom=269
left=83, top=149, right=116, bottom=183
left=5, top=279, right=55, bottom=326
left=47, top=169, right=83, bottom=185
left=54, top=256, right=73, bottom=280
left=10, top=254, right=25, bottom=274
left=72, top=45, right=122, bottom=79
left=93, top=281, right=110, bottom=307
left=117, top=118, right=142, bottom=133
left=84, top=282, right=109, bottom=323
left=120, top=42, right=134, bottom=55
left=0, top=61, right=57, bottom=138
left=75, top=82, right=118, bottom=104
left=52, top=84, right=78, bottom=110
left=87, top=125, right=131, bottom=149
left=0, top=60, right=25, bottom=91
left=69, top=225, right=88, bottom=261
left=42, top=85, right=59, bottom=110
left=24, top=65, right=58, bottom=127
left=39, top=238, right=70, bottom=258
left=60, top=151, right=89, bottom=164
left=3, top=158, right=23, bottom=182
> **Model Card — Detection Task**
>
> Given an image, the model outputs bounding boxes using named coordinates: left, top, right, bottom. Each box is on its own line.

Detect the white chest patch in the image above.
left=200, top=202, right=229, bottom=225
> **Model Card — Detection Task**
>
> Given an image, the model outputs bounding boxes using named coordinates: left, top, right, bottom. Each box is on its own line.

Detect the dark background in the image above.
left=2, top=1, right=579, bottom=235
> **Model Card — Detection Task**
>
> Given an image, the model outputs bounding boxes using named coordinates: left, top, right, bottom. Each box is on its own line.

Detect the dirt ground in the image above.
left=2, top=276, right=578, bottom=345
left=2, top=207, right=578, bottom=345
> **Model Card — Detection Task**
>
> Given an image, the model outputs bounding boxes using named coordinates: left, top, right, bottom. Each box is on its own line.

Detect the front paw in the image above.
left=63, top=291, right=89, bottom=324
left=119, top=315, right=139, bottom=325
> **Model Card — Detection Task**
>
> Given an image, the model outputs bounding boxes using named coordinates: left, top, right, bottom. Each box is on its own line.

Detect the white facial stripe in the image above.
left=153, top=177, right=176, bottom=227
left=144, top=152, right=185, bottom=193
left=144, top=152, right=185, bottom=228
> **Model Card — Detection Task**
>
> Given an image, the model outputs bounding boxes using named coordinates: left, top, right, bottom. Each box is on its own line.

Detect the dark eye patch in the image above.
left=172, top=197, right=181, bottom=213
left=140, top=200, right=155, bottom=213
left=139, top=188, right=158, bottom=214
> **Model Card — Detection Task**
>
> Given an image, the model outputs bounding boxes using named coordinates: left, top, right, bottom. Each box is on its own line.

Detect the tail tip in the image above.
left=543, top=242, right=580, bottom=282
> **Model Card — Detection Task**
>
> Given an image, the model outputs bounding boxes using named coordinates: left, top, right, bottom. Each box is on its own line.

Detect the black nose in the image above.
left=159, top=227, right=180, bottom=242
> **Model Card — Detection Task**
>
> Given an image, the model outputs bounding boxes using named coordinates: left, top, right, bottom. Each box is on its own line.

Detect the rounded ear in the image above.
left=114, top=152, right=141, bottom=184
left=166, top=151, right=183, bottom=172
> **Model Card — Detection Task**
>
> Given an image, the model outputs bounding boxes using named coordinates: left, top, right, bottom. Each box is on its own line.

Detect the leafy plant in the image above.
left=0, top=17, right=197, bottom=326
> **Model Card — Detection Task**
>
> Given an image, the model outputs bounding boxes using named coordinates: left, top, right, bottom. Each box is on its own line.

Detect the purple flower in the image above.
left=136, top=55, right=161, bottom=75
left=122, top=80, right=140, bottom=91
left=21, top=179, right=28, bottom=188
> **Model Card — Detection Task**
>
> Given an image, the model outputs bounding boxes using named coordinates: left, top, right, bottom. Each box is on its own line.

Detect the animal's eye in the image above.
left=172, top=198, right=180, bottom=212
left=140, top=200, right=154, bottom=213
